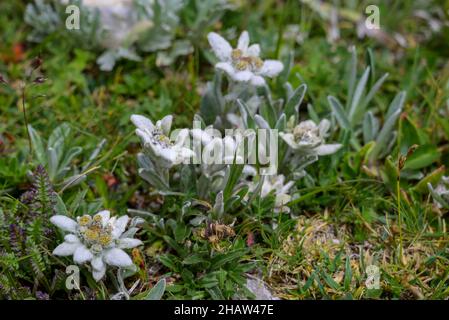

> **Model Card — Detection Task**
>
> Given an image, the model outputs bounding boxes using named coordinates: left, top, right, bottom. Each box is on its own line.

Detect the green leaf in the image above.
left=386, top=91, right=406, bottom=120
left=55, top=194, right=69, bottom=216
left=200, top=75, right=223, bottom=125
left=346, top=46, right=357, bottom=109
left=159, top=254, right=178, bottom=271
left=237, top=99, right=255, bottom=129
left=328, top=96, right=351, bottom=130
left=400, top=116, right=424, bottom=154
left=139, top=168, right=169, bottom=190
left=210, top=249, right=246, bottom=270
left=284, top=83, right=307, bottom=117
left=413, top=166, right=446, bottom=193
left=348, top=66, right=370, bottom=123
left=361, top=73, right=389, bottom=112
left=28, top=125, right=46, bottom=164
left=182, top=254, right=207, bottom=265
left=48, top=123, right=71, bottom=149
left=362, top=111, right=379, bottom=144
left=223, top=160, right=244, bottom=201
left=58, top=146, right=83, bottom=178
left=145, top=279, right=166, bottom=300
left=344, top=256, right=352, bottom=291
left=163, top=236, right=187, bottom=256
left=404, top=144, right=441, bottom=170
left=174, top=223, right=190, bottom=243
left=369, top=105, right=402, bottom=161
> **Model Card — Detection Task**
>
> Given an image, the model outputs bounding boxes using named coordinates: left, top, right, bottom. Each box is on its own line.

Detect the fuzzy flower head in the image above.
left=51, top=211, right=142, bottom=281
left=280, top=119, right=342, bottom=156
left=207, top=30, right=284, bottom=86
left=191, top=126, right=255, bottom=188
left=61, top=0, right=151, bottom=49
left=131, top=114, right=194, bottom=168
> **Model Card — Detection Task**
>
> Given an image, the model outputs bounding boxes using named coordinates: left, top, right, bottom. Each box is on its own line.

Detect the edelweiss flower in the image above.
left=260, top=175, right=295, bottom=213
left=280, top=119, right=342, bottom=156
left=207, top=30, right=284, bottom=86
left=428, top=176, right=449, bottom=209
left=51, top=210, right=142, bottom=281
left=191, top=127, right=253, bottom=177
left=61, top=0, right=151, bottom=49
left=131, top=114, right=194, bottom=168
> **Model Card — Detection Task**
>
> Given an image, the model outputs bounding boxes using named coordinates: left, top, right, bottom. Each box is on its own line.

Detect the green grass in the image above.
left=1, top=0, right=449, bottom=300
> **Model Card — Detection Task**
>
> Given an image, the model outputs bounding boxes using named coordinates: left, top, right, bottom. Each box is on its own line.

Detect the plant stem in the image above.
left=396, top=171, right=403, bottom=262
left=21, top=84, right=33, bottom=156
left=397, top=116, right=404, bottom=263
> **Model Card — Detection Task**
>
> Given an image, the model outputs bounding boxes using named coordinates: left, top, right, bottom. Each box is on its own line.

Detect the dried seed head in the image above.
left=31, top=56, right=43, bottom=70
left=406, top=144, right=419, bottom=158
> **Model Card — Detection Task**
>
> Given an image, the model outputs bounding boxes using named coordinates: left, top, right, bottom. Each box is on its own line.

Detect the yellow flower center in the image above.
left=78, top=215, right=92, bottom=226
left=78, top=214, right=114, bottom=250
left=231, top=49, right=242, bottom=59
left=84, top=229, right=99, bottom=241
left=99, top=234, right=112, bottom=246
left=93, top=214, right=103, bottom=223
left=231, top=49, right=264, bottom=72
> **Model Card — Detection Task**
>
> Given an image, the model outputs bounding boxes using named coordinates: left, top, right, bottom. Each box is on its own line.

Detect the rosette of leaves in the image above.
left=27, top=123, right=105, bottom=191
left=326, top=47, right=406, bottom=161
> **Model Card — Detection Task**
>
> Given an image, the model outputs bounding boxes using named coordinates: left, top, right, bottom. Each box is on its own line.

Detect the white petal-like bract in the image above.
left=53, top=242, right=81, bottom=256
left=50, top=215, right=78, bottom=233
left=74, top=245, right=94, bottom=264
left=207, top=32, right=233, bottom=61
left=104, top=248, right=133, bottom=267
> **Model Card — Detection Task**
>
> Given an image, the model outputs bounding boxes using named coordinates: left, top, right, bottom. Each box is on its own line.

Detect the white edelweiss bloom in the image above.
left=60, top=0, right=152, bottom=49
left=51, top=210, right=143, bottom=281
left=191, top=127, right=254, bottom=177
left=207, top=30, right=284, bottom=86
left=260, top=175, right=295, bottom=213
left=131, top=114, right=195, bottom=168
left=280, top=119, right=342, bottom=156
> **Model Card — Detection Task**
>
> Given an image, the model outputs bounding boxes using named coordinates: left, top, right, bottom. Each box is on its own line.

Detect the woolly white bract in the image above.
left=131, top=114, right=195, bottom=169
left=207, top=30, right=284, bottom=86
left=51, top=211, right=142, bottom=281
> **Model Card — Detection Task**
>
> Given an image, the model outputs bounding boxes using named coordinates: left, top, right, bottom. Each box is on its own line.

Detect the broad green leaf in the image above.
left=413, top=166, right=445, bottom=193
left=284, top=83, right=307, bottom=117
left=28, top=125, right=46, bottom=164
left=362, top=111, right=379, bottom=143
left=145, top=279, right=166, bottom=300
left=404, top=144, right=440, bottom=170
